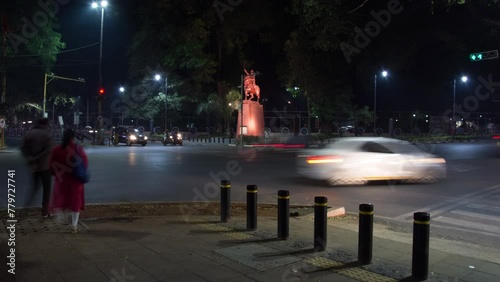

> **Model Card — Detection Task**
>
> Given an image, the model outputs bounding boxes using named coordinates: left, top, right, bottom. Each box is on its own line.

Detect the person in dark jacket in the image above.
left=21, top=118, right=54, bottom=218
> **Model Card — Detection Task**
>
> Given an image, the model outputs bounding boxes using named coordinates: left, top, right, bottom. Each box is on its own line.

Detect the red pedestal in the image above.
left=237, top=100, right=264, bottom=137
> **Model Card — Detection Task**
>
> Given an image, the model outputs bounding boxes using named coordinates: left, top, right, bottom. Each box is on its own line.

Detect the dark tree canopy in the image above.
left=1, top=0, right=66, bottom=118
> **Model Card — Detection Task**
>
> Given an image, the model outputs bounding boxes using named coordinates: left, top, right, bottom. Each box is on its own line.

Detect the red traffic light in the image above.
left=99, top=88, right=105, bottom=95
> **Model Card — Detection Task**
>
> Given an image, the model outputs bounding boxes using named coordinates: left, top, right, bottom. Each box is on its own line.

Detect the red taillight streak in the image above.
left=306, top=155, right=343, bottom=164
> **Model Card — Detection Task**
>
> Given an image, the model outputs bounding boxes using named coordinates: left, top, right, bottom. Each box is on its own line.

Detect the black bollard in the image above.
left=246, top=185, right=258, bottom=230
left=412, top=212, right=430, bottom=281
left=277, top=190, right=289, bottom=239
left=358, top=203, right=374, bottom=264
left=220, top=180, right=231, bottom=222
left=314, top=196, right=328, bottom=251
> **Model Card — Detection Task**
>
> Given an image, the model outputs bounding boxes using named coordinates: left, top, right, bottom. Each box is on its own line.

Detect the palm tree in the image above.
left=197, top=89, right=240, bottom=134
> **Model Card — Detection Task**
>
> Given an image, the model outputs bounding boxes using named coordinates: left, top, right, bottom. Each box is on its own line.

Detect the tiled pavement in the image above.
left=1, top=212, right=499, bottom=282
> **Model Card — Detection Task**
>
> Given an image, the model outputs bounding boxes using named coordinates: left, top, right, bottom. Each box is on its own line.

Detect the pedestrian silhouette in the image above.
left=21, top=118, right=53, bottom=218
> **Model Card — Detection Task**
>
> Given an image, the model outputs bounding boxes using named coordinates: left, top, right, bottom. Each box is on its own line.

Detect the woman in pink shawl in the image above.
left=49, top=129, right=88, bottom=233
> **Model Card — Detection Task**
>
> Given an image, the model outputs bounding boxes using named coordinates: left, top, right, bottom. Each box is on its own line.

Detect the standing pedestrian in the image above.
left=49, top=129, right=88, bottom=233
left=21, top=118, right=53, bottom=218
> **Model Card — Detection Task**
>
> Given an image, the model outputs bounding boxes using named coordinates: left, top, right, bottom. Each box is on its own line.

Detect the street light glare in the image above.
left=461, top=76, right=468, bottom=82
left=382, top=71, right=388, bottom=77
left=119, top=87, right=125, bottom=92
left=101, top=0, right=109, bottom=7
left=91, top=2, right=98, bottom=8
left=155, top=74, right=161, bottom=81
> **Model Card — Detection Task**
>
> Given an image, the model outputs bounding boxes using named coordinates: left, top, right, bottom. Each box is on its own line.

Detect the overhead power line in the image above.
left=6, top=42, right=100, bottom=58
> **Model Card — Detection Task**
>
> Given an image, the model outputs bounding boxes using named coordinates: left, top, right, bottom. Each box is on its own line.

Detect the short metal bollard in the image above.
left=220, top=180, right=231, bottom=222
left=247, top=185, right=258, bottom=230
left=412, top=212, right=430, bottom=281
left=277, top=190, right=289, bottom=239
left=358, top=203, right=374, bottom=264
left=314, top=196, right=328, bottom=251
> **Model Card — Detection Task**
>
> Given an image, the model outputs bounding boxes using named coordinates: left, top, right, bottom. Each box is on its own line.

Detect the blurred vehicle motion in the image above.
left=112, top=126, right=148, bottom=146
left=163, top=131, right=183, bottom=146
left=297, top=137, right=447, bottom=186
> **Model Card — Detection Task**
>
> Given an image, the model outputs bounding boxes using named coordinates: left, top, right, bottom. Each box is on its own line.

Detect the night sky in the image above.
left=48, top=1, right=499, bottom=124
left=53, top=0, right=135, bottom=117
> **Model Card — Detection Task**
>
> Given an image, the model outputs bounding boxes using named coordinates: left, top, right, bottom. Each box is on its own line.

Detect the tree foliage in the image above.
left=127, top=0, right=274, bottom=106
left=1, top=0, right=66, bottom=120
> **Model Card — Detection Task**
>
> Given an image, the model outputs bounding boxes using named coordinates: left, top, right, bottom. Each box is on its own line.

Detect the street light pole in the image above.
left=452, top=78, right=456, bottom=140
left=452, top=76, right=468, bottom=141
left=92, top=1, right=108, bottom=144
left=164, top=77, right=167, bottom=130
left=97, top=5, right=105, bottom=119
left=374, top=74, right=377, bottom=136
left=373, top=70, right=388, bottom=136
left=155, top=74, right=168, bottom=130
left=119, top=87, right=124, bottom=125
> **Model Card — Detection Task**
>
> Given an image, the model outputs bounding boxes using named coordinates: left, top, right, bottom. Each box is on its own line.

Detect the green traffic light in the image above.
left=470, top=50, right=498, bottom=61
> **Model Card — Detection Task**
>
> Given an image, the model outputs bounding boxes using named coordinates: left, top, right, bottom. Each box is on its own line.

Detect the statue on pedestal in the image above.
left=237, top=68, right=265, bottom=137
left=243, top=69, right=260, bottom=102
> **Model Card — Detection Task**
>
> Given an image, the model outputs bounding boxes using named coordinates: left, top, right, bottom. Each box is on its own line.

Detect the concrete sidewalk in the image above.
left=1, top=211, right=499, bottom=282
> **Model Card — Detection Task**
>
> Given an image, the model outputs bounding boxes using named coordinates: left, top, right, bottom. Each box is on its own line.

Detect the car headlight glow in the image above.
left=144, top=136, right=148, bottom=140
left=130, top=135, right=137, bottom=140
left=177, top=133, right=182, bottom=139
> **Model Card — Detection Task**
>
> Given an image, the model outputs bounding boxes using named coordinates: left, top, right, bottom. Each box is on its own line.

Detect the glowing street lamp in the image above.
left=374, top=70, right=388, bottom=135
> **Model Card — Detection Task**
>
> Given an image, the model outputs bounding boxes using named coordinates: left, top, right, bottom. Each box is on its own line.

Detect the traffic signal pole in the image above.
left=96, top=87, right=105, bottom=145
left=43, top=73, right=85, bottom=118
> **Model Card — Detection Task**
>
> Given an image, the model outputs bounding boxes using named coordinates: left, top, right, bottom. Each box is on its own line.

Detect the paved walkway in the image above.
left=1, top=210, right=499, bottom=282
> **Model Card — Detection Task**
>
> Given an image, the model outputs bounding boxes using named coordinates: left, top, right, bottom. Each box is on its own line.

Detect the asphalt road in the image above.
left=1, top=137, right=500, bottom=248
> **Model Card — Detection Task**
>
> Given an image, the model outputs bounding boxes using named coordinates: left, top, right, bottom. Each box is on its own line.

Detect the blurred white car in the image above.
left=297, top=137, right=446, bottom=186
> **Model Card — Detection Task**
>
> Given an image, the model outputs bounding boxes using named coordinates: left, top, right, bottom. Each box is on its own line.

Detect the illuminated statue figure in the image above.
left=244, top=69, right=260, bottom=102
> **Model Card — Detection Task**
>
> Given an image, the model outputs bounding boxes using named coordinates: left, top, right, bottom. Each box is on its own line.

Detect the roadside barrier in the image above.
left=314, top=196, right=328, bottom=251
left=246, top=185, right=258, bottom=230
left=215, top=185, right=432, bottom=277
left=277, top=190, right=290, bottom=240
left=220, top=180, right=231, bottom=222
left=358, top=203, right=374, bottom=264
left=412, top=212, right=430, bottom=281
